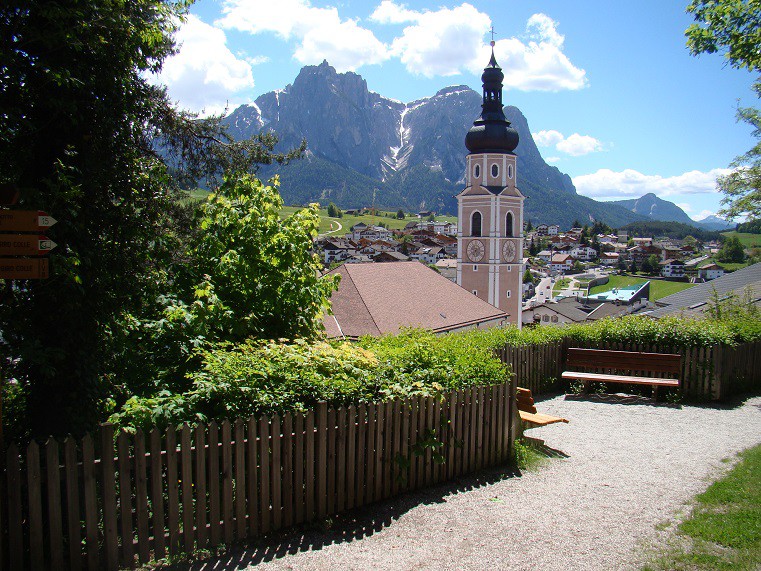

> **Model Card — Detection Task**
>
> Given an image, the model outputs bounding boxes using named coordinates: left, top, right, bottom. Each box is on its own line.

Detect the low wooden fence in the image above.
left=0, top=382, right=516, bottom=570
left=499, top=339, right=761, bottom=400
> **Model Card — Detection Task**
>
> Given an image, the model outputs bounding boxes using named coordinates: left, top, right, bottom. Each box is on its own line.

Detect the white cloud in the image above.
left=696, top=210, right=718, bottom=221
left=217, top=0, right=390, bottom=71
left=157, top=14, right=255, bottom=115
left=545, top=156, right=561, bottom=164
left=557, top=133, right=604, bottom=156
left=533, top=130, right=564, bottom=147
left=375, top=2, right=490, bottom=77
left=572, top=168, right=733, bottom=201
left=532, top=130, right=604, bottom=156
left=676, top=202, right=693, bottom=213
left=486, top=13, right=587, bottom=91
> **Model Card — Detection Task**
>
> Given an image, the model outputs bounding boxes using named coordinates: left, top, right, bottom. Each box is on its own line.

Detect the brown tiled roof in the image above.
left=323, top=261, right=507, bottom=339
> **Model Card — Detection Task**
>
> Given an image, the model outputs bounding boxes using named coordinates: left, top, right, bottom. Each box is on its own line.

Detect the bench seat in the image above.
left=519, top=410, right=569, bottom=427
left=561, top=371, right=679, bottom=387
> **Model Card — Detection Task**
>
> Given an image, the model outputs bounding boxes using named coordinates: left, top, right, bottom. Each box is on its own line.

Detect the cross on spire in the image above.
left=489, top=26, right=496, bottom=45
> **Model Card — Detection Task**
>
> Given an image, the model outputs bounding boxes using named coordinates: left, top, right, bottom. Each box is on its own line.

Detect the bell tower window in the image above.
left=471, top=211, right=482, bottom=237
left=491, top=164, right=499, bottom=177
left=506, top=212, right=514, bottom=237
left=508, top=164, right=513, bottom=179
left=474, top=164, right=480, bottom=178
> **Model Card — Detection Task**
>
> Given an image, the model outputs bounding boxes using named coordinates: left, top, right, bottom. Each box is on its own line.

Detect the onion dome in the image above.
left=465, top=44, right=519, bottom=154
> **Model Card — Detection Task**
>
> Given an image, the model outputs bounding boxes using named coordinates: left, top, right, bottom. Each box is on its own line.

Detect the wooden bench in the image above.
left=561, top=348, right=681, bottom=400
left=517, top=387, right=569, bottom=427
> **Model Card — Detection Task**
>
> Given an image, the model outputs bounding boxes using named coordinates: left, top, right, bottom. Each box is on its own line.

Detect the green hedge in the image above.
left=109, top=315, right=761, bottom=431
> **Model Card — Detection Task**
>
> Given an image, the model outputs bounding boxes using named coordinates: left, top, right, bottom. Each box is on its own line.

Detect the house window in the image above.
left=506, top=212, right=514, bottom=237
left=491, top=164, right=499, bottom=177
left=474, top=164, right=480, bottom=178
left=508, top=164, right=513, bottom=179
left=471, top=211, right=482, bottom=237
left=551, top=316, right=559, bottom=323
left=542, top=315, right=550, bottom=322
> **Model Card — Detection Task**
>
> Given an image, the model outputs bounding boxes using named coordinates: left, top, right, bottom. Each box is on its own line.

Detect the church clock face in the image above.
left=502, top=240, right=517, bottom=263
left=466, top=239, right=485, bottom=262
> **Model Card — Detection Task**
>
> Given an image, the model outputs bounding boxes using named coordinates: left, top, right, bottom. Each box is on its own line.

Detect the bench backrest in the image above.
left=566, top=348, right=682, bottom=375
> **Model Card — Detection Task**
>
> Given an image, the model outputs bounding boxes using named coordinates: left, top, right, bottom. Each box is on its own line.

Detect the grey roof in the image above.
left=645, top=262, right=761, bottom=318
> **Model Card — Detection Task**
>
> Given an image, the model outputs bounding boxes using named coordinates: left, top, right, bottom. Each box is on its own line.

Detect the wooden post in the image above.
left=100, top=424, right=118, bottom=570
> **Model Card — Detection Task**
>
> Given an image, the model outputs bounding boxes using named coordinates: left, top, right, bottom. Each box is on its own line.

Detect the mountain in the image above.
left=695, top=215, right=735, bottom=231
left=224, top=61, right=645, bottom=227
left=608, top=193, right=696, bottom=225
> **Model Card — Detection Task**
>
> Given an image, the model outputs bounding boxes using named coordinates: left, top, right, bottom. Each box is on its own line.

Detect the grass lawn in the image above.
left=721, top=231, right=761, bottom=249
left=643, top=444, right=761, bottom=570
left=280, top=206, right=457, bottom=236
left=588, top=274, right=695, bottom=301
left=552, top=277, right=572, bottom=295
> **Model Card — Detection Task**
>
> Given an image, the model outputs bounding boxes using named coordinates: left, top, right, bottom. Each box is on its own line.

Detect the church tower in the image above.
left=457, top=45, right=524, bottom=327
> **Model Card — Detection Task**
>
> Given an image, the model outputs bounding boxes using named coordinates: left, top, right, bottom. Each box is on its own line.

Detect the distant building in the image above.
left=697, top=263, right=725, bottom=281
left=550, top=253, right=574, bottom=274
left=660, top=259, right=685, bottom=278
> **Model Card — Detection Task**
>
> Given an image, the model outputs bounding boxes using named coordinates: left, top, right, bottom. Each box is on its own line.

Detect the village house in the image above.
left=536, top=223, right=549, bottom=235
left=570, top=245, right=598, bottom=261
left=660, top=259, right=686, bottom=278
left=411, top=246, right=446, bottom=264
left=599, top=251, right=620, bottom=266
left=550, top=253, right=575, bottom=274
left=697, top=263, right=725, bottom=281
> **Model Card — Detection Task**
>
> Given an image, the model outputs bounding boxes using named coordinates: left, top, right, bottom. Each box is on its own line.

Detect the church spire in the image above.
left=464, top=42, right=519, bottom=154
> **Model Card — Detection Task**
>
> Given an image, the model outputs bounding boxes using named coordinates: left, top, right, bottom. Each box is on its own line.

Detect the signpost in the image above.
left=0, top=258, right=49, bottom=280
left=0, top=235, right=57, bottom=256
left=0, top=210, right=57, bottom=231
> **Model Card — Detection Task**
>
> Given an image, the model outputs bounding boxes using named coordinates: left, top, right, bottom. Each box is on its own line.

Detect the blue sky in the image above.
left=157, top=0, right=757, bottom=221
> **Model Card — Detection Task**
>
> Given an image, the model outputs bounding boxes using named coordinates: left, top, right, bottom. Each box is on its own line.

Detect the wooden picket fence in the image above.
left=0, top=381, right=516, bottom=570
left=499, top=339, right=761, bottom=400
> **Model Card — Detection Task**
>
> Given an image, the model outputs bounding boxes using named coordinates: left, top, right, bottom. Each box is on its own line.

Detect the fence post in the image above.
left=100, top=423, right=118, bottom=570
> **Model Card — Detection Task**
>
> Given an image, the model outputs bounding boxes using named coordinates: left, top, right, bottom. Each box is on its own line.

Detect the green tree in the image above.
left=427, top=213, right=436, bottom=222
left=525, top=219, right=533, bottom=232
left=647, top=254, right=662, bottom=275
left=523, top=269, right=535, bottom=285
left=686, top=0, right=761, bottom=221
left=0, top=0, right=303, bottom=438
left=327, top=202, right=342, bottom=218
left=716, top=235, right=746, bottom=262
left=396, top=209, right=405, bottom=220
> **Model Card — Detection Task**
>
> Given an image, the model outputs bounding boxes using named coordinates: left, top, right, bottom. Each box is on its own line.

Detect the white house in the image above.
left=660, top=259, right=685, bottom=278
left=600, top=251, right=620, bottom=266
left=547, top=224, right=560, bottom=236
left=570, top=246, right=598, bottom=261
left=550, top=253, right=575, bottom=274
left=537, top=250, right=553, bottom=262
left=411, top=246, right=446, bottom=264
left=698, top=263, right=725, bottom=281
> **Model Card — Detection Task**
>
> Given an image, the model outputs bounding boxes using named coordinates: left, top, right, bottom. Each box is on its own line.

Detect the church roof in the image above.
left=322, top=261, right=507, bottom=339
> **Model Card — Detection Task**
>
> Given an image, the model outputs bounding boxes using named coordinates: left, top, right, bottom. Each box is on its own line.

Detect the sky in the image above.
left=156, top=0, right=758, bottom=222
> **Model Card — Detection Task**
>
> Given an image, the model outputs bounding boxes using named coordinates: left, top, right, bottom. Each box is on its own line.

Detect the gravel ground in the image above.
left=187, top=393, right=761, bottom=571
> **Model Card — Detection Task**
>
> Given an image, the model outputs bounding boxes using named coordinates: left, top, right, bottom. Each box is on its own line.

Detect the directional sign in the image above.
left=0, top=258, right=49, bottom=280
left=0, top=235, right=57, bottom=256
left=0, top=211, right=57, bottom=232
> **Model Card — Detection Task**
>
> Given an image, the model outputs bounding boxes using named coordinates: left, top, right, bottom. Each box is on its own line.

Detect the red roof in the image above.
left=323, top=262, right=507, bottom=339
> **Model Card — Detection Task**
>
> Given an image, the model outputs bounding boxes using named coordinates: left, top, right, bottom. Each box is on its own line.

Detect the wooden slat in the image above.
left=149, top=428, right=166, bottom=560
left=336, top=408, right=347, bottom=512
left=81, top=435, right=99, bottom=571
left=326, top=408, right=336, bottom=514
left=180, top=425, right=194, bottom=553
left=194, top=424, right=208, bottom=550
left=365, top=404, right=376, bottom=504
left=208, top=422, right=220, bottom=547
left=392, top=399, right=402, bottom=494
left=246, top=417, right=259, bottom=535
left=294, top=414, right=305, bottom=524
left=415, top=396, right=425, bottom=488
left=26, top=441, right=43, bottom=570
left=399, top=399, right=410, bottom=489
left=316, top=402, right=328, bottom=518
left=134, top=430, right=150, bottom=564
left=117, top=431, right=135, bottom=567
left=282, top=414, right=294, bottom=528
left=355, top=404, right=367, bottom=507
left=165, top=426, right=180, bottom=555
left=374, top=402, right=384, bottom=502
left=476, top=387, right=485, bottom=469
left=5, top=446, right=23, bottom=569
left=455, top=390, right=465, bottom=477
left=561, top=371, right=679, bottom=386
left=346, top=406, right=357, bottom=509
left=258, top=416, right=271, bottom=534
left=489, top=384, right=499, bottom=466
left=45, top=439, right=64, bottom=570
left=234, top=419, right=246, bottom=539
left=304, top=411, right=315, bottom=521
left=64, top=437, right=82, bottom=571
left=408, top=397, right=419, bottom=489
left=100, top=424, right=118, bottom=571
left=446, top=392, right=457, bottom=480
left=383, top=401, right=393, bottom=499
left=221, top=421, right=233, bottom=544
left=271, top=416, right=282, bottom=530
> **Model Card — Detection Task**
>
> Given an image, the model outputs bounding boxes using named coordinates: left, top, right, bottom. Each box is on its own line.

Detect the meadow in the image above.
left=588, top=274, right=695, bottom=301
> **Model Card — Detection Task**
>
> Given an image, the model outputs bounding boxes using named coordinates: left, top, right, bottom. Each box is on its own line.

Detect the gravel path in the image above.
left=189, top=393, right=761, bottom=571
